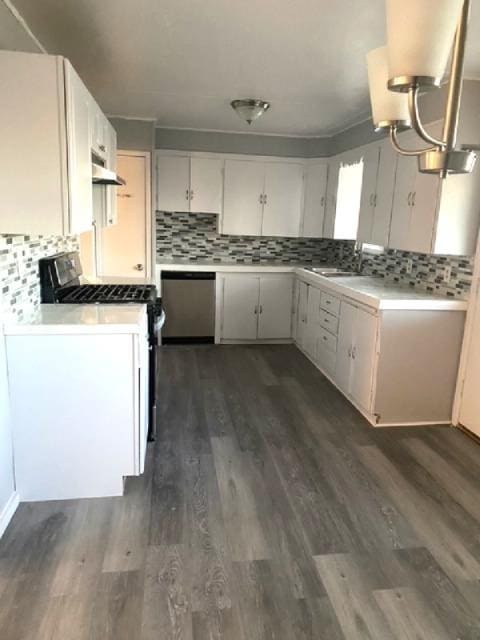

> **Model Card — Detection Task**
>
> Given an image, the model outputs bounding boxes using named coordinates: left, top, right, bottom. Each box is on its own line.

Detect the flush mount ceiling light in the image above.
left=367, top=0, right=478, bottom=178
left=230, top=99, right=271, bottom=125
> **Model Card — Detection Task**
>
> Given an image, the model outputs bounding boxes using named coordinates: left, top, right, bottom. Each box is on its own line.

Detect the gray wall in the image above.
left=109, top=117, right=155, bottom=153
left=331, top=80, right=480, bottom=155
left=155, top=127, right=331, bottom=158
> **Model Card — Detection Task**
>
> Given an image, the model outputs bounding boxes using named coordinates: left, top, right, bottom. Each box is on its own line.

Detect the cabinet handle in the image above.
left=369, top=194, right=373, bottom=206
left=190, top=190, right=194, bottom=200
left=348, top=346, right=352, bottom=358
left=412, top=191, right=416, bottom=207
left=407, top=192, right=412, bottom=206
left=259, top=305, right=263, bottom=314
left=264, top=194, right=268, bottom=205
left=352, top=346, right=356, bottom=360
left=185, top=189, right=190, bottom=200
left=259, top=194, right=263, bottom=204
left=254, top=306, right=258, bottom=315
left=373, top=193, right=377, bottom=207
left=99, top=144, right=106, bottom=152
left=320, top=196, right=325, bottom=207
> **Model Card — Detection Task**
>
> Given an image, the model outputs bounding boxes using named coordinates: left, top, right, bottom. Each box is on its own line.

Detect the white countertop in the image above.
left=3, top=304, right=147, bottom=336
left=157, top=261, right=303, bottom=274
left=296, top=269, right=468, bottom=311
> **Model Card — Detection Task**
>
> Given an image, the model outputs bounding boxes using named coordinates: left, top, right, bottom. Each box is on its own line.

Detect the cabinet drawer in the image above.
left=319, top=310, right=338, bottom=335
left=320, top=291, right=340, bottom=316
left=318, top=327, right=337, bottom=353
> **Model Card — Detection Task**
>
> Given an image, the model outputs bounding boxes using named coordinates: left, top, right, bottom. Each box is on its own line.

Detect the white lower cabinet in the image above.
left=335, top=300, right=378, bottom=412
left=221, top=276, right=259, bottom=340
left=219, top=274, right=293, bottom=341
left=294, top=276, right=464, bottom=426
left=5, top=312, right=149, bottom=501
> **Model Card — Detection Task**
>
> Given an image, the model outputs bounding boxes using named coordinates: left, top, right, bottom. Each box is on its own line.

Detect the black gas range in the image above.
left=39, top=251, right=162, bottom=441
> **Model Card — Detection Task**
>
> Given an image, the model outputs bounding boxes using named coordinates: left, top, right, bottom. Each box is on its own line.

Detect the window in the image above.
left=334, top=158, right=364, bottom=240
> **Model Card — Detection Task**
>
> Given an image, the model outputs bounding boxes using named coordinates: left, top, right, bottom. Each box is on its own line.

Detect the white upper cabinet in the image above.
left=357, top=145, right=380, bottom=243
left=371, top=141, right=398, bottom=247
left=0, top=51, right=116, bottom=236
left=262, top=162, right=304, bottom=237
left=156, top=154, right=223, bottom=214
left=190, top=158, right=224, bottom=214
left=357, top=141, right=398, bottom=247
left=222, top=159, right=303, bottom=237
left=302, top=162, right=328, bottom=237
left=323, top=157, right=340, bottom=238
left=387, top=121, right=480, bottom=256
left=64, top=60, right=94, bottom=235
left=156, top=155, right=190, bottom=212
left=222, top=159, right=264, bottom=235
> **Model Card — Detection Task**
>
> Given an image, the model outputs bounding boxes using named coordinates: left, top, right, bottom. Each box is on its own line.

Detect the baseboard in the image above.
left=0, top=491, right=19, bottom=539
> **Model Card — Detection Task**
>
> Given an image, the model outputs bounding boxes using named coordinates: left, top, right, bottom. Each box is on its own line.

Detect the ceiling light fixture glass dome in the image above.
left=230, top=98, right=271, bottom=125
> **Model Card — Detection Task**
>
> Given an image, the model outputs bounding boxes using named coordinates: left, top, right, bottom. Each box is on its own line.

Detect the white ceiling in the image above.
left=7, top=0, right=480, bottom=136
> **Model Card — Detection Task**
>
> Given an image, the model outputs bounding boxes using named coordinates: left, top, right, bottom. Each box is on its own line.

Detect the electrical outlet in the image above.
left=443, top=265, right=452, bottom=283
left=406, top=258, right=413, bottom=274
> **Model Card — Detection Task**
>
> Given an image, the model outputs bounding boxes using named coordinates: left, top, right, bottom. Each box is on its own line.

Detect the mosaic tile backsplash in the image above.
left=0, top=234, right=79, bottom=321
left=156, top=211, right=473, bottom=299
left=156, top=211, right=355, bottom=264
left=359, top=249, right=474, bottom=299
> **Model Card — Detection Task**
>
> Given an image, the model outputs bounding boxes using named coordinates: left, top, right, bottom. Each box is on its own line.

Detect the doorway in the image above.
left=80, top=150, right=152, bottom=279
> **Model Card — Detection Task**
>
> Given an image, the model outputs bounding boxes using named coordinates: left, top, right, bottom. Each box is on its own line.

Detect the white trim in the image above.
left=1, top=0, right=47, bottom=53
left=0, top=491, right=19, bottom=539
left=107, top=114, right=156, bottom=122
left=155, top=148, right=308, bottom=165
left=154, top=124, right=331, bottom=140
left=452, top=227, right=480, bottom=427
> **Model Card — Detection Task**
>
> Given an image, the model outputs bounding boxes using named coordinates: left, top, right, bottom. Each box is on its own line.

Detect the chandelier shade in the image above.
left=366, top=46, right=410, bottom=130
left=386, top=0, right=464, bottom=92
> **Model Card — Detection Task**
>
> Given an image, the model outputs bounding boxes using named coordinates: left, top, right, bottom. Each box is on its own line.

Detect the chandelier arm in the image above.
left=408, top=87, right=445, bottom=148
left=390, top=126, right=437, bottom=157
left=443, top=0, right=470, bottom=153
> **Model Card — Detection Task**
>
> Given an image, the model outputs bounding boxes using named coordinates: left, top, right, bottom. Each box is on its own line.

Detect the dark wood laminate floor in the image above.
left=1, top=344, right=480, bottom=639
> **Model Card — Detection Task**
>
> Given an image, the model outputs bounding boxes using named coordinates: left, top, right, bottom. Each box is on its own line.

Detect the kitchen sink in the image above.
left=307, top=267, right=360, bottom=277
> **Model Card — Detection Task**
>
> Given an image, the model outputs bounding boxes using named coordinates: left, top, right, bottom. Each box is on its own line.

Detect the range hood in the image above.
left=92, top=162, right=126, bottom=186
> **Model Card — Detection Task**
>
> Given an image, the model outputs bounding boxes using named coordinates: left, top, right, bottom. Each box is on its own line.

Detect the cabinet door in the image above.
left=297, top=282, right=309, bottom=350
left=408, top=172, right=439, bottom=254
left=190, top=157, right=223, bottom=214
left=335, top=301, right=355, bottom=394
left=357, top=145, right=380, bottom=243
left=222, top=160, right=264, bottom=235
left=371, top=141, right=398, bottom=247
left=221, top=276, right=259, bottom=340
left=389, top=153, right=416, bottom=250
left=323, top=158, right=339, bottom=238
left=262, top=162, right=304, bottom=237
left=350, top=306, right=378, bottom=412
left=305, top=286, right=321, bottom=359
left=302, top=162, right=328, bottom=237
left=65, top=59, right=94, bottom=234
left=0, top=51, right=68, bottom=235
left=258, top=276, right=293, bottom=339
left=156, top=156, right=190, bottom=212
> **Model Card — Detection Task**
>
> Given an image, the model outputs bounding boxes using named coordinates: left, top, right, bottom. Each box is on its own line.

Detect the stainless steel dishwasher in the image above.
left=161, top=271, right=216, bottom=344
